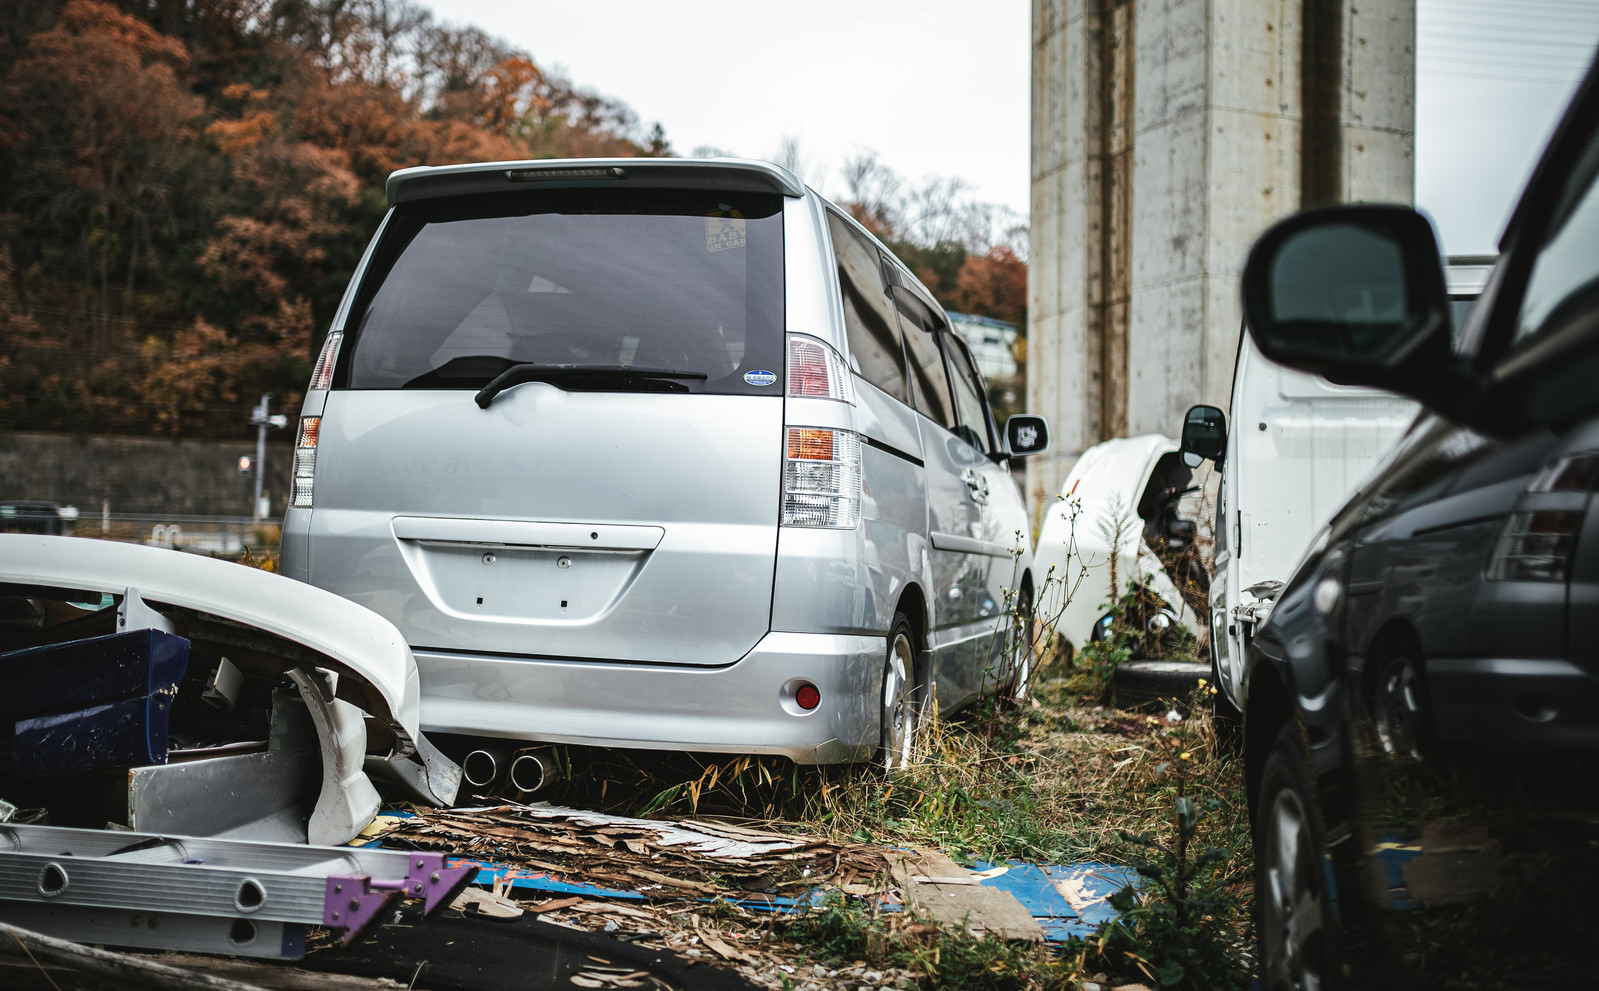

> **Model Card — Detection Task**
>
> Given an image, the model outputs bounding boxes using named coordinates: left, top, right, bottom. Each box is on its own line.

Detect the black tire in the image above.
left=1109, top=659, right=1207, bottom=711
left=1255, top=720, right=1337, bottom=991
left=879, top=612, right=926, bottom=774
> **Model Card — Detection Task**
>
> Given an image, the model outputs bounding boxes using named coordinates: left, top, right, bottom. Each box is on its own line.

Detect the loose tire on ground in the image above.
left=1110, top=659, right=1208, bottom=711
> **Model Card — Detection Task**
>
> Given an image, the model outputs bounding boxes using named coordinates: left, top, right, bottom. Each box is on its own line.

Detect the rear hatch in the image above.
left=303, top=178, right=788, bottom=666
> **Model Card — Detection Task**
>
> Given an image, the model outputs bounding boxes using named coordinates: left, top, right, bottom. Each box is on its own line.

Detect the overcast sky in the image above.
left=425, top=0, right=1598, bottom=256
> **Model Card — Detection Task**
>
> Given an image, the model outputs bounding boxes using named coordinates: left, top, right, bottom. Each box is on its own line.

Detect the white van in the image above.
left=279, top=158, right=1049, bottom=770
left=1181, top=257, right=1492, bottom=715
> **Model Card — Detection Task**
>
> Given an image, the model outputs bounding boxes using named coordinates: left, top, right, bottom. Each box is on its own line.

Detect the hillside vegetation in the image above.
left=0, top=1, right=1025, bottom=440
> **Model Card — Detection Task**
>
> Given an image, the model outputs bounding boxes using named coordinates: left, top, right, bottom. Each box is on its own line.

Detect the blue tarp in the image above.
left=972, top=860, right=1140, bottom=941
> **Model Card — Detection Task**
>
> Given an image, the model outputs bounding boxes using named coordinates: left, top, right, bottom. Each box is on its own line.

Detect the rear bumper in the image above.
left=415, top=631, right=884, bottom=764
left=1429, top=657, right=1599, bottom=751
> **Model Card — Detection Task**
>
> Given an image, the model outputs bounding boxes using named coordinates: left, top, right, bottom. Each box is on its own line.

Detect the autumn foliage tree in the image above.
left=839, top=152, right=1028, bottom=329
left=0, top=0, right=668, bottom=437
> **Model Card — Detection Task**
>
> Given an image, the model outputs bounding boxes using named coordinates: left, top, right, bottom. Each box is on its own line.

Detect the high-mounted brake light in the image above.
left=291, top=417, right=320, bottom=508
left=787, top=336, right=852, bottom=401
left=782, top=427, right=860, bottom=528
left=506, top=167, right=626, bottom=182
left=309, top=331, right=341, bottom=392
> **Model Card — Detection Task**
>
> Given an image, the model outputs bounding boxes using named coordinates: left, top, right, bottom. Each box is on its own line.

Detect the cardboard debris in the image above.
left=373, top=803, right=886, bottom=910
left=696, top=928, right=756, bottom=964
left=367, top=804, right=1132, bottom=948
left=890, top=847, right=1045, bottom=942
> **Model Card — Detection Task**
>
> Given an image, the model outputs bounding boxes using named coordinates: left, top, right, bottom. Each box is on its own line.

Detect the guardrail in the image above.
left=69, top=514, right=282, bottom=557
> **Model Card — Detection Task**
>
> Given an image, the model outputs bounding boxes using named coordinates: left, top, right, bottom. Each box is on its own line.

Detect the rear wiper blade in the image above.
left=402, top=355, right=519, bottom=389
left=474, top=363, right=709, bottom=408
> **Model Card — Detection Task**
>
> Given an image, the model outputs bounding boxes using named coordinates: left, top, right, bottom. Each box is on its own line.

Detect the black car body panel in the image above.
left=1240, top=49, right=1599, bottom=990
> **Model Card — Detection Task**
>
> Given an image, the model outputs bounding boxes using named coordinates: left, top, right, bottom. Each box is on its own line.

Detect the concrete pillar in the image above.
left=1027, top=0, right=1414, bottom=510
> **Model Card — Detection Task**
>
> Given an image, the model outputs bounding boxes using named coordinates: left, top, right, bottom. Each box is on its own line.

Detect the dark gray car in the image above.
left=1234, top=53, right=1599, bottom=990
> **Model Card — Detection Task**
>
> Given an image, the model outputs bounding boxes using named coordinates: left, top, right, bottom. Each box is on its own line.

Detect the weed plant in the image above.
left=1094, top=682, right=1249, bottom=989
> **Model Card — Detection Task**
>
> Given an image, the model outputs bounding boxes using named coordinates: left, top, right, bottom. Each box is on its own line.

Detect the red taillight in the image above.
left=309, top=331, right=341, bottom=391
left=786, top=335, right=850, bottom=401
left=291, top=416, right=320, bottom=508
left=1487, top=510, right=1582, bottom=582
left=789, top=340, right=831, bottom=396
left=795, top=683, right=821, bottom=711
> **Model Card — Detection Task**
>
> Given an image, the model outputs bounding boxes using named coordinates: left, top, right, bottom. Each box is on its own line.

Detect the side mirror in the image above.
left=1180, top=404, right=1227, bottom=468
left=1241, top=204, right=1455, bottom=398
left=1004, top=414, right=1050, bottom=458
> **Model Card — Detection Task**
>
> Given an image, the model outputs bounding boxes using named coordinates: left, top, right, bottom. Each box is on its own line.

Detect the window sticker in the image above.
left=705, top=204, right=746, bottom=253
left=744, top=369, right=777, bottom=387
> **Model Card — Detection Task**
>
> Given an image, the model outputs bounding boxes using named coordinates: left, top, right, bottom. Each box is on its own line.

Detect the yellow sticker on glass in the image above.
left=705, top=205, right=746, bottom=252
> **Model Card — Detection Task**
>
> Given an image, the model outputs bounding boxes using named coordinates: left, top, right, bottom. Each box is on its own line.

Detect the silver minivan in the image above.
left=280, top=158, right=1049, bottom=769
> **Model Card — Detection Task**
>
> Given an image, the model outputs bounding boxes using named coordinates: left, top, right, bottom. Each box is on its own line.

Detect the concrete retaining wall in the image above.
left=0, top=431, right=292, bottom=517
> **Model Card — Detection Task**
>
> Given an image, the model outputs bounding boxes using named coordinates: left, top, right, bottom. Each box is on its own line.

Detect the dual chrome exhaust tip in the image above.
left=460, top=745, right=560, bottom=795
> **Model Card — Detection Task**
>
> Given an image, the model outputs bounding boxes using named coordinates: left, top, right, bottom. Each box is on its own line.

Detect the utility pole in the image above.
left=248, top=394, right=289, bottom=521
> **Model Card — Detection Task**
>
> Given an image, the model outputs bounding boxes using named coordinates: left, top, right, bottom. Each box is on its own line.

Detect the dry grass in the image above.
left=540, top=655, right=1250, bottom=871
left=452, top=634, right=1257, bottom=990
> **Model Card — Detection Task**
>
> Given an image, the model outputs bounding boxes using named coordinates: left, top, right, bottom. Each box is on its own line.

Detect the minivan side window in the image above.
left=945, top=335, right=996, bottom=456
left=895, top=287, right=956, bottom=429
left=826, top=212, right=908, bottom=402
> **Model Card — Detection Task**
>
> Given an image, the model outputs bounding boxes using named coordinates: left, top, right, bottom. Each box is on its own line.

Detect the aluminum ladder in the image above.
left=0, top=821, right=476, bottom=959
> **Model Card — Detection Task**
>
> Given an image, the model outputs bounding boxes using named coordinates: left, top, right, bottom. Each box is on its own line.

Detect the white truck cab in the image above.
left=1181, top=257, right=1492, bottom=716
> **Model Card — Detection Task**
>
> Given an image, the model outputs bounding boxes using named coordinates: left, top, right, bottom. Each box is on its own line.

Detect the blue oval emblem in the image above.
left=744, top=370, right=778, bottom=387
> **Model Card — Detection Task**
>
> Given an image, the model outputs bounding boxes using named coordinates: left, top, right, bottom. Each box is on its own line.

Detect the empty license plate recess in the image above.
left=392, top=518, right=664, bottom=623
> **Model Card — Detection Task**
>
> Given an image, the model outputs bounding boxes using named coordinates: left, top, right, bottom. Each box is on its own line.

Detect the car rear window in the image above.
left=338, top=189, right=785, bottom=396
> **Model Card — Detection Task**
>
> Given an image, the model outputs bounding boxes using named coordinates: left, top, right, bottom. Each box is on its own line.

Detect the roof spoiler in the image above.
left=386, top=157, right=805, bottom=205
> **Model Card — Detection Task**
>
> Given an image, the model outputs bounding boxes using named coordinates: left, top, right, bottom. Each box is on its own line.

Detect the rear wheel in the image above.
left=1255, top=721, right=1336, bottom=991
left=880, top=613, right=925, bottom=773
left=1371, top=653, right=1428, bottom=760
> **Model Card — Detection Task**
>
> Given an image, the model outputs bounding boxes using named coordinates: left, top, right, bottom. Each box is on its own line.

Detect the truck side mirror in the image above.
left=1180, top=404, right=1226, bottom=468
left=1004, top=414, right=1050, bottom=458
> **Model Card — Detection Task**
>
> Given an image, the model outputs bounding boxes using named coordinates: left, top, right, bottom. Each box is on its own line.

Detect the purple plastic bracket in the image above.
left=324, top=876, right=400, bottom=945
left=404, top=853, right=479, bottom=915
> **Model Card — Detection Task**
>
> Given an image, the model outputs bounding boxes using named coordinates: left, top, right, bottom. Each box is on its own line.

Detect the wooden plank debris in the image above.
left=889, top=847, right=1045, bottom=942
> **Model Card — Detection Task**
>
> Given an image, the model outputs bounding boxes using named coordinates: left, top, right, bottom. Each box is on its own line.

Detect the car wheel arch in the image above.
left=1358, top=619, right=1425, bottom=697
left=892, top=584, right=929, bottom=653
left=1244, top=661, right=1295, bottom=806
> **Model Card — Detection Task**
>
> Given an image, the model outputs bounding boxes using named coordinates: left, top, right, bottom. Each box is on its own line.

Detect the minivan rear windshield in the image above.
left=337, top=189, right=785, bottom=396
